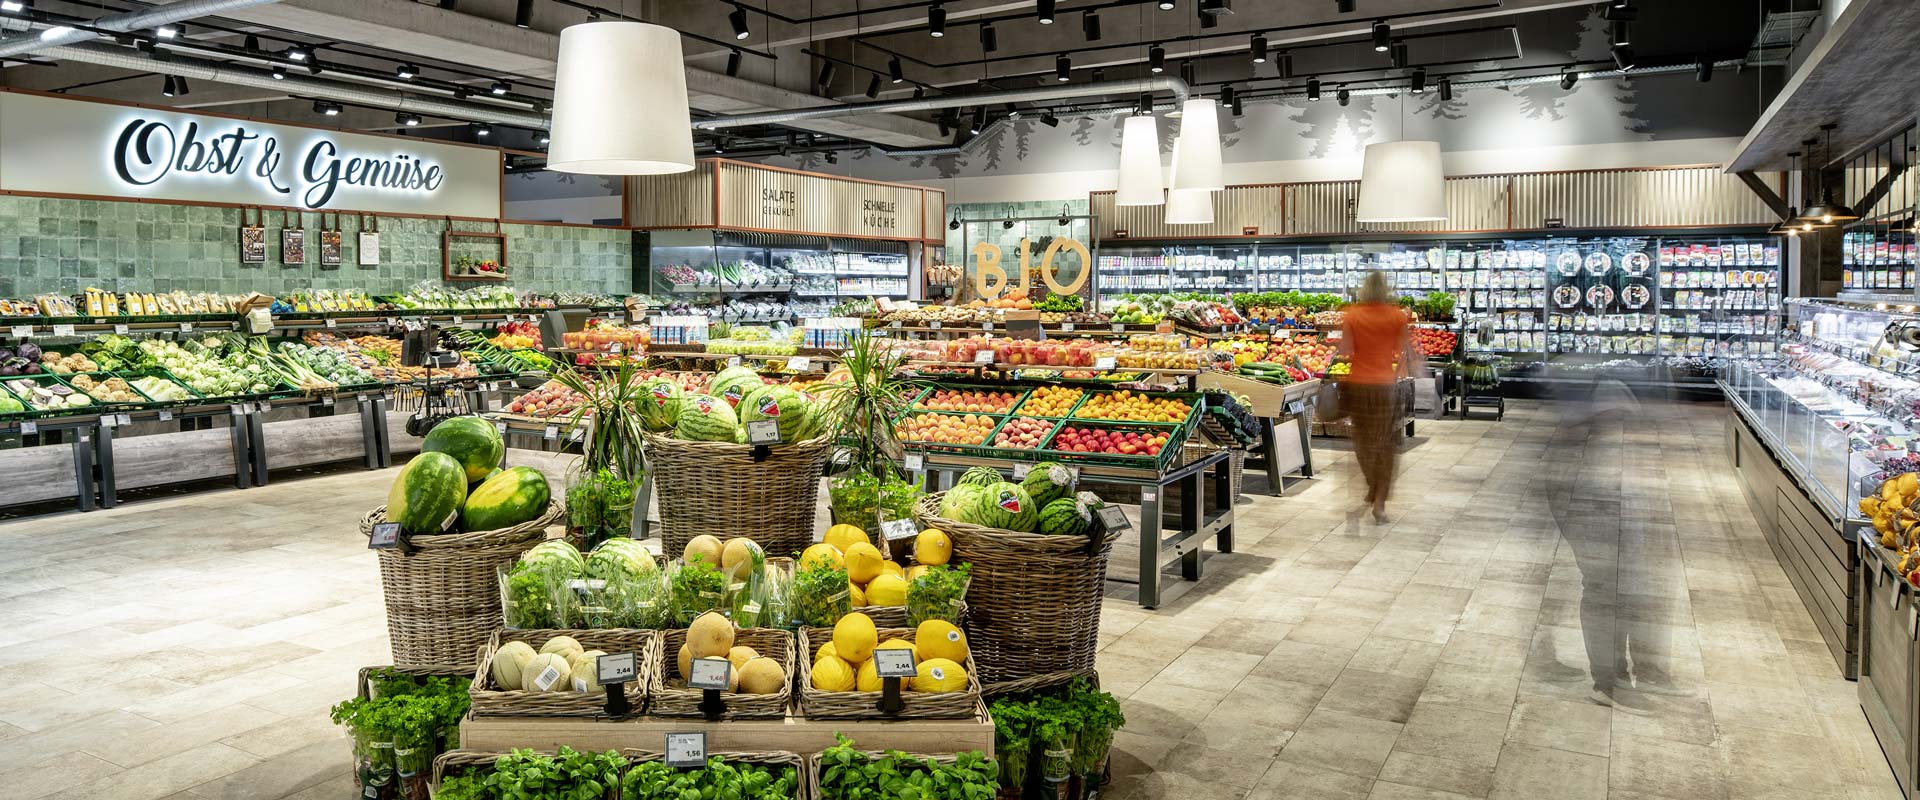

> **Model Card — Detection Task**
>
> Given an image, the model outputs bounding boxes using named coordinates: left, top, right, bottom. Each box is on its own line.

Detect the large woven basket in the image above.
left=620, top=750, right=808, bottom=800
left=469, top=628, right=657, bottom=717
left=913, top=493, right=1119, bottom=685
left=796, top=626, right=984, bottom=720
left=859, top=600, right=968, bottom=630
left=649, top=627, right=796, bottom=719
left=980, top=667, right=1101, bottom=700
left=641, top=432, right=831, bottom=560
left=359, top=500, right=563, bottom=668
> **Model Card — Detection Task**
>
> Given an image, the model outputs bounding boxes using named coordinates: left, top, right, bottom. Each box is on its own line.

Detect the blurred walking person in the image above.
left=1339, top=271, right=1413, bottom=522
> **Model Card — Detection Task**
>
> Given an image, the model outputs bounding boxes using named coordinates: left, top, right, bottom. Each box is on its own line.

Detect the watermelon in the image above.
left=938, top=485, right=984, bottom=521
left=1021, top=462, right=1073, bottom=507
left=708, top=365, right=765, bottom=408
left=461, top=465, right=551, bottom=531
left=789, top=391, right=828, bottom=441
left=422, top=415, right=505, bottom=482
left=739, top=385, right=810, bottom=442
left=1038, top=497, right=1088, bottom=537
left=586, top=537, right=657, bottom=581
left=387, top=451, right=469, bottom=535
left=674, top=394, right=740, bottom=442
left=522, top=539, right=585, bottom=571
left=638, top=378, right=683, bottom=432
left=959, top=466, right=1003, bottom=488
left=974, top=481, right=1037, bottom=532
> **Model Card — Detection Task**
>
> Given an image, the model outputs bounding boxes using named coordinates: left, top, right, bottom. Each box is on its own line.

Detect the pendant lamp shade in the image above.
left=1170, top=98, right=1224, bottom=191
left=1115, top=115, right=1164, bottom=206
left=1164, top=142, right=1214, bottom=224
left=547, top=22, right=695, bottom=175
left=1355, top=140, right=1446, bottom=222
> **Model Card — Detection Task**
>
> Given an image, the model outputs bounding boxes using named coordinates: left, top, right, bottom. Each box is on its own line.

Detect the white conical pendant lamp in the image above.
left=547, top=21, right=695, bottom=175
left=1114, top=115, right=1164, bottom=206
left=1164, top=143, right=1214, bottom=224
left=1170, top=98, right=1224, bottom=191
left=1355, top=140, right=1445, bottom=222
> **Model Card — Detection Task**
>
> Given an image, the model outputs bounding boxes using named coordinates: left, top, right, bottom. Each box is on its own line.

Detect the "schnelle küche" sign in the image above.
left=0, top=91, right=501, bottom=217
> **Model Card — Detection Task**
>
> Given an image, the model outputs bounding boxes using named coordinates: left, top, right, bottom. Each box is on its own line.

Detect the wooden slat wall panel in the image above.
left=923, top=189, right=947, bottom=243
left=1508, top=167, right=1777, bottom=230
left=626, top=162, right=716, bottom=228
left=1090, top=185, right=1284, bottom=239
left=1847, top=165, right=1916, bottom=220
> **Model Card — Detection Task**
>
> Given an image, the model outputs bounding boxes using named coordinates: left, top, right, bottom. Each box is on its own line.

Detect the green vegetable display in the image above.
left=668, top=555, right=727, bottom=625
left=790, top=560, right=852, bottom=627
left=905, top=563, right=970, bottom=627
left=620, top=757, right=799, bottom=800
left=1032, top=292, right=1083, bottom=312
left=329, top=669, right=472, bottom=799
left=815, top=735, right=997, bottom=800
left=985, top=677, right=1124, bottom=789
left=483, top=747, right=624, bottom=800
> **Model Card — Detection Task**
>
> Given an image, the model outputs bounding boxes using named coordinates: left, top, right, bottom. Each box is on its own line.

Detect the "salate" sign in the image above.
left=0, top=91, right=501, bottom=217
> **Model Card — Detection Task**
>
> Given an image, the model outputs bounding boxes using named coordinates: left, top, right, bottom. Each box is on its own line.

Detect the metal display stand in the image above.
left=909, top=448, right=1235, bottom=609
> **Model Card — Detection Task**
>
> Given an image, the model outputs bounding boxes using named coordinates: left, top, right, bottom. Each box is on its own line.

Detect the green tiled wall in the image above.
left=0, top=196, right=633, bottom=299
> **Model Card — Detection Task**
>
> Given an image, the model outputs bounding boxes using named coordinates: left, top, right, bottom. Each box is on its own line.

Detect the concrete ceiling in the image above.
left=1725, top=0, right=1920, bottom=173
left=0, top=0, right=1772, bottom=154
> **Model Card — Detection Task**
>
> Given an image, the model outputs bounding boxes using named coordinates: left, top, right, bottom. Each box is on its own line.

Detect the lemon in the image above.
left=823, top=523, right=869, bottom=553
left=915, top=529, right=952, bottom=565
left=856, top=657, right=882, bottom=692
left=833, top=612, right=878, bottom=663
left=866, top=573, right=908, bottom=607
left=844, top=542, right=885, bottom=584
left=913, top=657, right=967, bottom=693
left=916, top=619, right=968, bottom=663
left=800, top=543, right=844, bottom=572
left=811, top=654, right=857, bottom=692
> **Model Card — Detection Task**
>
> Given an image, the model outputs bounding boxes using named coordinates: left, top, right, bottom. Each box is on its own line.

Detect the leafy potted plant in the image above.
left=815, top=327, right=924, bottom=542
left=552, top=361, right=649, bottom=552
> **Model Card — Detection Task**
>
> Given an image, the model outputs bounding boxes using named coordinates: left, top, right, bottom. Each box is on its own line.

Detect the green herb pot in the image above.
left=362, top=739, right=396, bottom=799
left=1041, top=733, right=1075, bottom=783
left=1069, top=726, right=1114, bottom=777
left=393, top=745, right=432, bottom=800
left=998, top=740, right=1030, bottom=791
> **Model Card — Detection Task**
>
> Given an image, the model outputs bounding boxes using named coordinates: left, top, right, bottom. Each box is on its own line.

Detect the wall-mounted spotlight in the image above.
left=1559, top=69, right=1577, bottom=90
left=1437, top=77, right=1453, bottom=101
left=1148, top=44, right=1165, bottom=73
left=1337, top=87, right=1351, bottom=106
left=1411, top=67, right=1427, bottom=93
left=513, top=0, right=531, bottom=28
left=888, top=55, right=903, bottom=83
left=1307, top=77, right=1321, bottom=101
left=1695, top=57, right=1713, bottom=82
left=1037, top=0, right=1055, bottom=24
left=727, top=49, right=742, bottom=76
left=160, top=75, right=177, bottom=97
left=729, top=4, right=750, bottom=40
left=396, top=63, right=417, bottom=79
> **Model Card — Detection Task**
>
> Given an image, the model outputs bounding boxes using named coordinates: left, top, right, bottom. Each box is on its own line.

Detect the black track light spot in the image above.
left=888, top=55, right=903, bottom=83
left=727, top=49, right=742, bottom=76
left=729, top=4, right=750, bottom=40
left=1306, top=78, right=1321, bottom=101
left=928, top=3, right=945, bottom=37
left=1083, top=11, right=1100, bottom=41
left=513, top=0, right=531, bottom=28
left=1149, top=44, right=1165, bottom=73
left=1038, top=0, right=1055, bottom=24
left=1251, top=33, right=1267, bottom=64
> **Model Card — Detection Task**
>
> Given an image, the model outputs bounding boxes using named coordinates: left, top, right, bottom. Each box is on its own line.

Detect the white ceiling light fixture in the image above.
left=1170, top=98, right=1223, bottom=191
left=547, top=21, right=695, bottom=175
left=1114, top=114, right=1164, bottom=206
left=1355, top=139, right=1446, bottom=222
left=1164, top=147, right=1214, bottom=224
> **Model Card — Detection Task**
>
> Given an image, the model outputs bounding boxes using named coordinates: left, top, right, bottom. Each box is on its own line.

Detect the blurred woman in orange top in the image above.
left=1339, top=271, right=1413, bottom=522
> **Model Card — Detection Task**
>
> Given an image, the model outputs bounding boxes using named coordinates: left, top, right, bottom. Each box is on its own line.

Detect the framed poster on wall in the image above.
left=282, top=228, right=305, bottom=264
left=359, top=216, right=381, bottom=266
left=320, top=229, right=342, bottom=267
left=239, top=208, right=266, bottom=264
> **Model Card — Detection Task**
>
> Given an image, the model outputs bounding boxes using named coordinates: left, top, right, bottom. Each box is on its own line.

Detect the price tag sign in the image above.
left=903, top=452, right=925, bottom=472
left=890, top=320, right=903, bottom=329
left=367, top=522, right=402, bottom=550
left=99, top=415, right=117, bottom=429
left=323, top=318, right=339, bottom=329
left=727, top=356, right=742, bottom=368
left=929, top=320, right=942, bottom=330
left=1141, top=490, right=1157, bottom=502
left=982, top=322, right=994, bottom=331
left=609, top=343, right=623, bottom=354
left=157, top=410, right=173, bottom=422
left=1013, top=463, right=1033, bottom=479
left=116, top=413, right=131, bottom=427
left=113, top=323, right=129, bottom=335
left=386, top=317, right=399, bottom=328
left=321, top=395, right=335, bottom=407
left=18, top=420, right=35, bottom=435
left=451, top=315, right=463, bottom=326
left=10, top=325, right=30, bottom=338
left=746, top=419, right=782, bottom=445
left=52, top=324, right=75, bottom=337
left=1060, top=322, right=1075, bottom=332
left=1094, top=356, right=1116, bottom=370
left=973, top=350, right=995, bottom=365
left=1096, top=505, right=1131, bottom=532
left=688, top=658, right=732, bottom=690
left=596, top=652, right=638, bottom=685
left=881, top=517, right=918, bottom=541
left=1111, top=323, right=1125, bottom=333
left=783, top=356, right=812, bottom=372
left=873, top=648, right=918, bottom=678
left=665, top=733, right=707, bottom=768
left=1286, top=400, right=1306, bottom=415
left=176, top=321, right=194, bottom=334
left=495, top=421, right=508, bottom=435
left=544, top=424, right=559, bottom=440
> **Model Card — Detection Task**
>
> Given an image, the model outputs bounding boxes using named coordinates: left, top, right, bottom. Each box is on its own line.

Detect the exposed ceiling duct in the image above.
left=0, top=0, right=284, bottom=59
left=693, top=77, right=1191, bottom=131
left=42, top=40, right=550, bottom=128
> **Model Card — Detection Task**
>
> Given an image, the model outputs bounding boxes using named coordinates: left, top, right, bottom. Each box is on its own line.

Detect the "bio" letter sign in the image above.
left=972, top=236, right=1091, bottom=300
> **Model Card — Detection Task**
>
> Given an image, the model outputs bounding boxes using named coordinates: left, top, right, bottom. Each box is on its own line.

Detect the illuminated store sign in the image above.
left=111, top=118, right=447, bottom=209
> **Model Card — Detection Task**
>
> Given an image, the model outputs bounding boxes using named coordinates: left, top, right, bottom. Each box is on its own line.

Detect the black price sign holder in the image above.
left=872, top=649, right=918, bottom=716
left=688, top=658, right=732, bottom=721
left=367, top=522, right=416, bottom=555
left=596, top=652, right=639, bottom=719
left=747, top=419, right=781, bottom=463
left=1092, top=505, right=1129, bottom=556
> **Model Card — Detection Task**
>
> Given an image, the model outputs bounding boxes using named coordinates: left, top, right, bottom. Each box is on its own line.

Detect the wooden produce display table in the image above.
left=1196, top=373, right=1320, bottom=496
left=460, top=710, right=995, bottom=758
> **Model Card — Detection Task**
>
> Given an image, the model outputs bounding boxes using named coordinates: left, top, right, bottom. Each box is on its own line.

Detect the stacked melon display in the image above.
left=934, top=463, right=1102, bottom=537
left=384, top=416, right=550, bottom=536
left=673, top=611, right=787, bottom=695
left=487, top=635, right=614, bottom=694
left=808, top=611, right=970, bottom=694
left=658, top=365, right=824, bottom=444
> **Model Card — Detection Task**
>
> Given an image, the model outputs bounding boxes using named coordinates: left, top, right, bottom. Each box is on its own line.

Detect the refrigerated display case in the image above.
left=643, top=230, right=915, bottom=322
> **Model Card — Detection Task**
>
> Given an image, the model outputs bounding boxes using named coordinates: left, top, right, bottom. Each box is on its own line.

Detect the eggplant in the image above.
left=16, top=343, right=40, bottom=362
left=0, top=347, right=12, bottom=361
left=0, top=365, right=15, bottom=377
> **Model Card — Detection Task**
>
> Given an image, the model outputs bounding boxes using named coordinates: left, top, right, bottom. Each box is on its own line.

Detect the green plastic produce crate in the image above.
left=1007, top=385, right=1092, bottom=419
left=113, top=369, right=205, bottom=407
left=908, top=383, right=1031, bottom=416
left=1036, top=419, right=1186, bottom=473
left=1068, top=389, right=1204, bottom=428
left=0, top=373, right=94, bottom=416
left=61, top=371, right=181, bottom=412
left=894, top=410, right=1014, bottom=457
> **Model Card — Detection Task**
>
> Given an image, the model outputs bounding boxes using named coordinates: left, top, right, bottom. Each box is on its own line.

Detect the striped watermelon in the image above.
left=638, top=378, right=682, bottom=432
left=461, top=466, right=551, bottom=531
left=708, top=365, right=765, bottom=408
left=674, top=394, right=740, bottom=442
left=739, top=385, right=810, bottom=442
left=959, top=466, right=1003, bottom=488
left=1038, top=497, right=1088, bottom=537
left=1021, top=462, right=1073, bottom=507
left=972, top=482, right=1037, bottom=532
left=422, top=415, right=504, bottom=482
left=387, top=452, right=468, bottom=535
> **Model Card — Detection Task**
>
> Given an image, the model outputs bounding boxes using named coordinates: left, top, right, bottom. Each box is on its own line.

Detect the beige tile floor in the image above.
left=0, top=397, right=1896, bottom=799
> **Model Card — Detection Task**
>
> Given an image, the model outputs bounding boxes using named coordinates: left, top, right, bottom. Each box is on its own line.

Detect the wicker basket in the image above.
left=858, top=600, right=968, bottom=629
left=980, top=667, right=1101, bottom=699
left=649, top=626, right=795, bottom=719
left=795, top=627, right=984, bottom=720
left=913, top=493, right=1119, bottom=685
left=619, top=750, right=809, bottom=800
left=359, top=500, right=563, bottom=668
left=469, top=628, right=657, bottom=717
left=641, top=432, right=831, bottom=561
